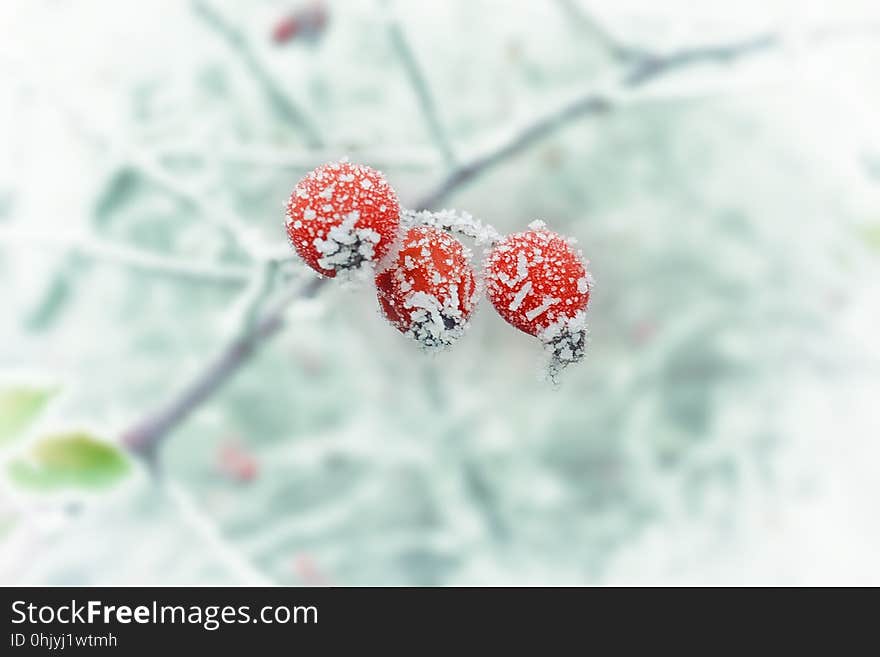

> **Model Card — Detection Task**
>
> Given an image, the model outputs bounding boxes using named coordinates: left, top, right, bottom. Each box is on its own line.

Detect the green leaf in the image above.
left=8, top=433, right=130, bottom=491
left=859, top=224, right=880, bottom=252
left=0, top=386, right=55, bottom=445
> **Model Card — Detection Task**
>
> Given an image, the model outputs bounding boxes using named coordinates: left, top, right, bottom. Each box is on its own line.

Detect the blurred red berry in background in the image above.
left=217, top=441, right=259, bottom=483
left=272, top=2, right=329, bottom=45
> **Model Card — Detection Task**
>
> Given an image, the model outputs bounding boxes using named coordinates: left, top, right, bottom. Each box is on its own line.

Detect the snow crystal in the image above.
left=312, top=211, right=385, bottom=273
left=508, top=281, right=532, bottom=311
left=525, top=296, right=560, bottom=322
left=400, top=208, right=502, bottom=246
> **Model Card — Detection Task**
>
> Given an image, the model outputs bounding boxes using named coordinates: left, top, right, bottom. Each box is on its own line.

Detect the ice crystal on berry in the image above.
left=401, top=208, right=502, bottom=246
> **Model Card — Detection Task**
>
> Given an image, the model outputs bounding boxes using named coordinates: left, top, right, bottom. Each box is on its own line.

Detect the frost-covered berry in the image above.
left=376, top=226, right=478, bottom=349
left=485, top=220, right=592, bottom=379
left=286, top=161, right=400, bottom=277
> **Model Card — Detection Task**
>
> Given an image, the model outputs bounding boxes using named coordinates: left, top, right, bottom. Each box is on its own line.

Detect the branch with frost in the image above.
left=414, top=30, right=779, bottom=210
left=384, top=6, right=458, bottom=168
left=402, top=208, right=501, bottom=246
left=0, top=227, right=251, bottom=286
left=191, top=0, right=325, bottom=148
left=553, top=0, right=648, bottom=62
left=164, top=481, right=272, bottom=584
left=122, top=276, right=326, bottom=463
left=157, top=144, right=440, bottom=172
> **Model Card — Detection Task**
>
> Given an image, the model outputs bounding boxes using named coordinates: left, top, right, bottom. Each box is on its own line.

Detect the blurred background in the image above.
left=1, top=0, right=879, bottom=586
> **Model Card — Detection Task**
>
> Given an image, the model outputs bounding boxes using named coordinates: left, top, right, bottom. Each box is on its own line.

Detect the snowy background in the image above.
left=1, top=0, right=879, bottom=585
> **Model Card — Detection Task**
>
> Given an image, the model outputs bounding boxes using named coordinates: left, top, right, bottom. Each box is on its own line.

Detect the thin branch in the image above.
left=0, top=227, right=250, bottom=286
left=126, top=150, right=266, bottom=259
left=414, top=93, right=611, bottom=211
left=553, top=0, right=647, bottom=62
left=121, top=276, right=326, bottom=462
left=0, top=60, right=263, bottom=260
left=164, top=481, right=272, bottom=585
left=157, top=144, right=439, bottom=172
left=191, top=0, right=325, bottom=148
left=385, top=10, right=458, bottom=168
left=414, top=30, right=779, bottom=210
left=624, top=32, right=778, bottom=85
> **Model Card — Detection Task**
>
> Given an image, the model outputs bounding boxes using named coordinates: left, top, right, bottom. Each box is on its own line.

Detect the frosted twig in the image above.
left=414, top=30, right=779, bottom=210
left=158, top=144, right=439, bottom=172
left=385, top=8, right=457, bottom=168
left=234, top=259, right=279, bottom=334
left=164, top=481, right=272, bottom=585
left=553, top=0, right=647, bottom=62
left=414, top=93, right=611, bottom=211
left=402, top=208, right=502, bottom=246
left=191, top=0, right=325, bottom=148
left=623, top=32, right=778, bottom=85
left=122, top=276, right=326, bottom=462
left=0, top=227, right=251, bottom=286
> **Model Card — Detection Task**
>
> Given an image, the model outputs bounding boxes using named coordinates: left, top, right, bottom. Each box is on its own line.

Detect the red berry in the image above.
left=272, top=16, right=299, bottom=44
left=376, top=226, right=477, bottom=349
left=286, top=161, right=400, bottom=277
left=217, top=442, right=258, bottom=483
left=272, top=3, right=328, bottom=45
left=485, top=221, right=592, bottom=375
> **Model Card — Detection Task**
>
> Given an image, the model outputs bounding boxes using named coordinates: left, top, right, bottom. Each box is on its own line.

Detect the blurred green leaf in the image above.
left=8, top=432, right=130, bottom=491
left=859, top=224, right=880, bottom=252
left=0, top=386, right=55, bottom=445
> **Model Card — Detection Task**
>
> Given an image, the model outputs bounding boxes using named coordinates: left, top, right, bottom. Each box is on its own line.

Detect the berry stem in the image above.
left=402, top=208, right=502, bottom=246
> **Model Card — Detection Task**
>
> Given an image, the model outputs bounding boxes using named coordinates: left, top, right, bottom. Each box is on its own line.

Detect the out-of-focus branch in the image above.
left=0, top=227, right=251, bottom=286
left=164, top=481, right=272, bottom=585
left=385, top=11, right=458, bottom=168
left=157, top=144, right=439, bottom=172
left=415, top=93, right=610, bottom=211
left=553, top=0, right=647, bottom=62
left=624, top=33, right=778, bottom=85
left=122, top=276, right=326, bottom=463
left=0, top=61, right=264, bottom=261
left=191, top=0, right=325, bottom=148
left=414, top=30, right=779, bottom=210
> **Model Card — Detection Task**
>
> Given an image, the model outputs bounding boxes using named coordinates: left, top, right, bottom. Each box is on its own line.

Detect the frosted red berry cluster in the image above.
left=285, top=161, right=593, bottom=380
